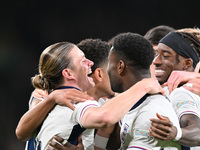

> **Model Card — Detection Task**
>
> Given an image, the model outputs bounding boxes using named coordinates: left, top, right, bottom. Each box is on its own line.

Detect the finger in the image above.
left=167, top=71, right=184, bottom=94
left=183, top=80, right=194, bottom=90
left=156, top=113, right=168, bottom=121
left=32, top=89, right=47, bottom=99
left=151, top=121, right=172, bottom=132
left=150, top=123, right=170, bottom=136
left=73, top=92, right=94, bottom=101
left=183, top=82, right=199, bottom=95
left=149, top=126, right=169, bottom=140
left=48, top=141, right=61, bottom=150
left=46, top=145, right=56, bottom=150
left=32, top=90, right=42, bottom=98
left=66, top=90, right=94, bottom=101
left=167, top=77, right=179, bottom=95
left=170, top=77, right=183, bottom=94
left=67, top=102, right=76, bottom=110
left=53, top=135, right=65, bottom=143
left=161, top=82, right=168, bottom=88
left=37, top=89, right=48, bottom=95
left=150, top=118, right=172, bottom=127
left=194, top=61, right=200, bottom=73
left=67, top=95, right=88, bottom=103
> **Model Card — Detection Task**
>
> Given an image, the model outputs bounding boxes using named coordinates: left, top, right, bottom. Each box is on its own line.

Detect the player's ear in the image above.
left=118, top=60, right=126, bottom=76
left=94, top=68, right=103, bottom=82
left=183, top=58, right=193, bottom=71
left=62, top=69, right=75, bottom=80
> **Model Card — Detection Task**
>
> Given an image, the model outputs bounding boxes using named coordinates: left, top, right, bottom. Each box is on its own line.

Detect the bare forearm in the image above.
left=177, top=114, right=200, bottom=146
left=82, top=78, right=163, bottom=128
left=16, top=97, right=55, bottom=141
left=178, top=126, right=200, bottom=146
left=100, top=81, right=149, bottom=125
left=106, top=124, right=121, bottom=150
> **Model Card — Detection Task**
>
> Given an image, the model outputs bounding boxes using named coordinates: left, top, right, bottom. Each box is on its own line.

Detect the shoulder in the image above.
left=144, top=94, right=175, bottom=114
left=147, top=94, right=170, bottom=105
left=170, top=87, right=199, bottom=101
left=171, top=86, right=193, bottom=96
left=135, top=94, right=172, bottom=113
left=74, top=100, right=100, bottom=112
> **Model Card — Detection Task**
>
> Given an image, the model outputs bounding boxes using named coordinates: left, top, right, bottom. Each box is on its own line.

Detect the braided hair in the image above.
left=176, top=28, right=200, bottom=60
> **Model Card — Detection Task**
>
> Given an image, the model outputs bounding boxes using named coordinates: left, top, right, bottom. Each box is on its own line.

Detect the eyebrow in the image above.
left=81, top=55, right=85, bottom=61
left=161, top=49, right=172, bottom=54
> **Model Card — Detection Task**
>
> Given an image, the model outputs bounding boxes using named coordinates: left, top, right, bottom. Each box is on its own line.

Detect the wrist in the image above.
left=45, top=94, right=56, bottom=106
left=94, top=134, right=109, bottom=149
left=96, top=129, right=111, bottom=138
left=173, top=126, right=182, bottom=141
left=139, top=79, right=151, bottom=93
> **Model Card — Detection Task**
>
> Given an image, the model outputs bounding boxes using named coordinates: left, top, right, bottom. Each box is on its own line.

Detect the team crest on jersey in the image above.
left=121, top=123, right=129, bottom=143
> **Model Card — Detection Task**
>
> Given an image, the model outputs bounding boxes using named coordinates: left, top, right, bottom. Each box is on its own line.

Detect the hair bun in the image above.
left=31, top=74, right=49, bottom=91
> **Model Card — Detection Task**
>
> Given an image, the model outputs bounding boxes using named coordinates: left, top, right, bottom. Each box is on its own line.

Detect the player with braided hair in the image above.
left=150, top=28, right=200, bottom=150
left=165, top=28, right=200, bottom=95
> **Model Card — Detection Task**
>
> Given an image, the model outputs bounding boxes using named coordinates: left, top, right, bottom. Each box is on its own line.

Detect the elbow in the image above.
left=15, top=128, right=25, bottom=141
left=15, top=127, right=30, bottom=142
left=97, top=112, right=115, bottom=128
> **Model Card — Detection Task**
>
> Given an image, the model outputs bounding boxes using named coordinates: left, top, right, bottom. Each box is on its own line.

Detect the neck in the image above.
left=59, top=82, right=84, bottom=91
left=123, top=72, right=151, bottom=91
left=86, top=88, right=101, bottom=101
left=56, top=86, right=81, bottom=91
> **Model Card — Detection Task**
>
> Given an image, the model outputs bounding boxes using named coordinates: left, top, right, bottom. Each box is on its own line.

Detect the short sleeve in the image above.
left=29, top=95, right=44, bottom=107
left=71, top=100, right=99, bottom=127
left=170, top=87, right=200, bottom=119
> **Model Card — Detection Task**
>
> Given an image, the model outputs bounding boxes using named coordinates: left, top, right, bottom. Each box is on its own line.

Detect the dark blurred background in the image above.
left=1, top=0, right=200, bottom=149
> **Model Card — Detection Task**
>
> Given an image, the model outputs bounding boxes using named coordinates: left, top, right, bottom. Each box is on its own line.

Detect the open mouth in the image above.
left=88, top=73, right=92, bottom=76
left=155, top=69, right=165, bottom=76
left=88, top=69, right=92, bottom=76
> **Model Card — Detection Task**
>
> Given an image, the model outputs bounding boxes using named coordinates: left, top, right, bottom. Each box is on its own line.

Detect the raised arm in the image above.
left=16, top=89, right=93, bottom=141
left=81, top=78, right=164, bottom=128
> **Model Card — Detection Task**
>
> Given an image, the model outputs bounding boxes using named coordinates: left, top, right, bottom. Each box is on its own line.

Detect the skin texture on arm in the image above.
left=16, top=96, right=55, bottom=141
left=16, top=89, right=93, bottom=141
left=81, top=78, right=164, bottom=128
left=46, top=78, right=164, bottom=150
left=179, top=114, right=200, bottom=146
left=150, top=113, right=200, bottom=146
left=106, top=123, right=121, bottom=150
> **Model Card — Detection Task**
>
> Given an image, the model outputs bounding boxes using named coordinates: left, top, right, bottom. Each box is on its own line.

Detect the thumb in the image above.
left=156, top=113, right=166, bottom=120
left=161, top=82, right=168, bottom=88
